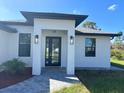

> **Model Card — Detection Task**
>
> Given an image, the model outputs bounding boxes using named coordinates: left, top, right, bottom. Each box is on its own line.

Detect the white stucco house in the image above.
left=0, top=11, right=121, bottom=75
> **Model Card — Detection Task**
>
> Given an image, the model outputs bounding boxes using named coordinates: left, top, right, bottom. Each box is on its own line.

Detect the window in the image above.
left=19, top=33, right=31, bottom=57
left=85, top=38, right=96, bottom=57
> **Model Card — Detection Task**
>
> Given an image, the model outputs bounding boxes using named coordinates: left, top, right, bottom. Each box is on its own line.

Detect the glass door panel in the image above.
left=45, top=37, right=61, bottom=66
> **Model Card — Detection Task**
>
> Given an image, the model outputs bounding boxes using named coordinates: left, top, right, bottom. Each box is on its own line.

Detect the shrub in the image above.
left=2, top=58, right=26, bottom=74
left=111, top=50, right=115, bottom=57
left=111, top=49, right=123, bottom=60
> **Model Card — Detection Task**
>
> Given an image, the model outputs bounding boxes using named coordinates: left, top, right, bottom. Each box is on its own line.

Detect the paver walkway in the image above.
left=111, top=66, right=124, bottom=71
left=0, top=67, right=79, bottom=93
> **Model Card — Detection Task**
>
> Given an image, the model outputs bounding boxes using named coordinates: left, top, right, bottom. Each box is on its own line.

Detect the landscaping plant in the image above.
left=2, top=58, right=26, bottom=74
left=111, top=49, right=123, bottom=60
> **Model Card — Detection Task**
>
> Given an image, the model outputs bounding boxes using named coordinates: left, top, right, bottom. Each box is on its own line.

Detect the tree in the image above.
left=112, top=32, right=124, bottom=49
left=114, top=37, right=123, bottom=45
left=83, top=21, right=98, bottom=30
left=113, top=36, right=123, bottom=46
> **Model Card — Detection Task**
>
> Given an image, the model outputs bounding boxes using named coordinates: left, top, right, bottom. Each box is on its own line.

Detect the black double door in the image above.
left=45, top=37, right=61, bottom=66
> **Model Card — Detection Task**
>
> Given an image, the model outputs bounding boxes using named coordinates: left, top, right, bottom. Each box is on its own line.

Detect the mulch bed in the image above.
left=0, top=67, right=33, bottom=89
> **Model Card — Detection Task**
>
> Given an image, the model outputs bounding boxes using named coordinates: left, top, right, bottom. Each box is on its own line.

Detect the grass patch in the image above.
left=53, top=70, right=124, bottom=93
left=111, top=59, right=124, bottom=68
left=76, top=70, right=124, bottom=93
left=53, top=83, right=90, bottom=93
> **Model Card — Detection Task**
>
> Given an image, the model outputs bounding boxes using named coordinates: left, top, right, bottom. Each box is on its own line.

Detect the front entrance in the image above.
left=45, top=37, right=61, bottom=66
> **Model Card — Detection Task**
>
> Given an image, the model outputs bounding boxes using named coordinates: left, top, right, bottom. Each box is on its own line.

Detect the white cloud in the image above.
left=108, top=4, right=118, bottom=11
left=72, top=9, right=80, bottom=14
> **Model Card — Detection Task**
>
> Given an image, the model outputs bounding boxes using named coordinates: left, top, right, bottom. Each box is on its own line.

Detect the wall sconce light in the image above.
left=34, top=35, right=39, bottom=44
left=70, top=36, right=74, bottom=45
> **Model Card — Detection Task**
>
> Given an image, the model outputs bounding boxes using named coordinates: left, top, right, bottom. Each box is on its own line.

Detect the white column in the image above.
left=67, top=30, right=75, bottom=75
left=32, top=27, right=42, bottom=75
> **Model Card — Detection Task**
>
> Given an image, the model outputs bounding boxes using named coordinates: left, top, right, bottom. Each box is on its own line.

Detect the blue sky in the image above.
left=0, top=0, right=124, bottom=33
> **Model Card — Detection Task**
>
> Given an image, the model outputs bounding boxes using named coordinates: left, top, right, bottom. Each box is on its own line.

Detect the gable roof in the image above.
left=0, top=11, right=88, bottom=27
left=0, top=23, right=17, bottom=33
left=76, top=28, right=122, bottom=37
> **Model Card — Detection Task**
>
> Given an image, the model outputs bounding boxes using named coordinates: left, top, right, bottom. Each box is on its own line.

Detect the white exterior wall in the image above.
left=0, top=30, right=10, bottom=64
left=0, top=20, right=111, bottom=69
left=2, top=25, right=34, bottom=66
left=32, top=19, right=75, bottom=75
left=75, top=36, right=111, bottom=68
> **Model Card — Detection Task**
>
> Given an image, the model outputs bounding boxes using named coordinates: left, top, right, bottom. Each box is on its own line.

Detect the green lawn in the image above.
left=53, top=70, right=124, bottom=93
left=111, top=59, right=124, bottom=68
left=76, top=70, right=124, bottom=93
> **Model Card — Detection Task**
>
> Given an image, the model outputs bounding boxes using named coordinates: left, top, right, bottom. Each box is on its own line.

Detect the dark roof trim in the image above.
left=0, top=11, right=88, bottom=27
left=75, top=31, right=122, bottom=37
left=0, top=21, right=32, bottom=26
left=0, top=23, right=17, bottom=33
left=21, top=11, right=88, bottom=27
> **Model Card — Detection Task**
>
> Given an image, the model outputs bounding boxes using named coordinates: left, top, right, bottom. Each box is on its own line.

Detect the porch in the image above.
left=32, top=19, right=75, bottom=75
